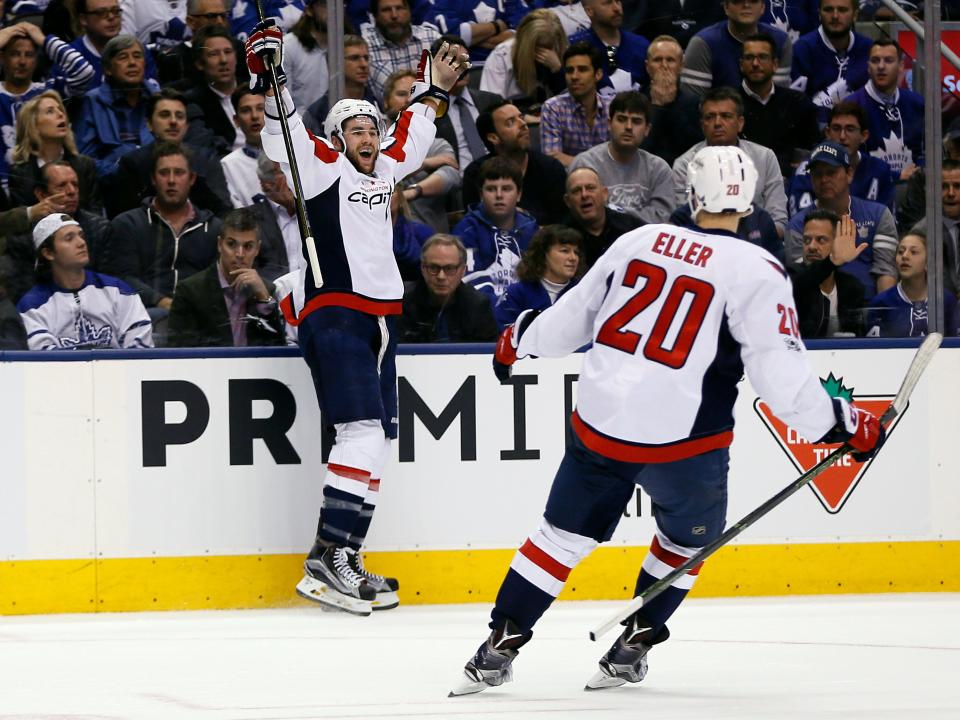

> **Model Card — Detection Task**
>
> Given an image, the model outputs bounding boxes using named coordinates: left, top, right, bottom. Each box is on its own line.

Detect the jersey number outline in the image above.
left=597, top=260, right=715, bottom=369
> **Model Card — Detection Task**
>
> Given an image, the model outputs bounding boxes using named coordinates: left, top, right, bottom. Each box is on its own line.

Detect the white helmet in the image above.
left=687, top=145, right=758, bottom=216
left=322, top=98, right=383, bottom=142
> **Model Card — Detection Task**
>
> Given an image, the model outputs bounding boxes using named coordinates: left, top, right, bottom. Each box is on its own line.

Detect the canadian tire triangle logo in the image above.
left=753, top=374, right=903, bottom=514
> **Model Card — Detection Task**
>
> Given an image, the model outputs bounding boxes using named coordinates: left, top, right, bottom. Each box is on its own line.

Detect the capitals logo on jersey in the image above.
left=754, top=374, right=901, bottom=513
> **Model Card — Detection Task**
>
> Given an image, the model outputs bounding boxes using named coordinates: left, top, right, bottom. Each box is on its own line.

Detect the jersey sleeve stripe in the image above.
left=308, top=129, right=340, bottom=164
left=382, top=110, right=413, bottom=162
left=571, top=410, right=733, bottom=463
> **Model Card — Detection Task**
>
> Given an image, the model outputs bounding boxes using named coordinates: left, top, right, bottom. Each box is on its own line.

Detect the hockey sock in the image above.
left=318, top=463, right=371, bottom=546
left=633, top=532, right=704, bottom=631
left=489, top=518, right=597, bottom=635
left=345, top=478, right=379, bottom=551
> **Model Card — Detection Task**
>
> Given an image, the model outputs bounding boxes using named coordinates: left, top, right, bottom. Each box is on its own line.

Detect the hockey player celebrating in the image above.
left=450, top=145, right=887, bottom=694
left=245, top=21, right=468, bottom=615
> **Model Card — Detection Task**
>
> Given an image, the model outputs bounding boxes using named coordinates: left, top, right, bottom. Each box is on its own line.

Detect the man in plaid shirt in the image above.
left=540, top=41, right=612, bottom=168
left=362, top=0, right=440, bottom=98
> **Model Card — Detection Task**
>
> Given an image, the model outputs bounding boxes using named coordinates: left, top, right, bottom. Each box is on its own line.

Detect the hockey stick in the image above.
left=589, top=332, right=943, bottom=642
left=254, top=0, right=323, bottom=289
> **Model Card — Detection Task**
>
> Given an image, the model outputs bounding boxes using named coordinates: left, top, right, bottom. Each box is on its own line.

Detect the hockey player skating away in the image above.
left=245, top=21, right=468, bottom=616
left=450, top=146, right=887, bottom=695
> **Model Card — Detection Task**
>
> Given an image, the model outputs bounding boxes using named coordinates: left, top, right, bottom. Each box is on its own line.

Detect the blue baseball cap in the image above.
left=808, top=141, right=850, bottom=168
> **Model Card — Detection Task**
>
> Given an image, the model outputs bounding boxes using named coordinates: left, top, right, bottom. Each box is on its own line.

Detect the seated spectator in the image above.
left=907, top=160, right=960, bottom=297
left=454, top=156, right=539, bottom=303
left=785, top=141, right=898, bottom=299
left=110, top=87, right=231, bottom=218
left=362, top=0, right=440, bottom=99
left=465, top=100, right=567, bottom=225
left=246, top=154, right=305, bottom=282
left=681, top=0, right=792, bottom=97
left=790, top=209, right=866, bottom=338
left=787, top=100, right=896, bottom=216
left=562, top=166, right=640, bottom=268
left=431, top=35, right=502, bottom=173
left=17, top=213, right=153, bottom=349
left=168, top=208, right=286, bottom=347
left=102, top=141, right=221, bottom=315
left=866, top=230, right=958, bottom=338
left=639, top=35, right=702, bottom=168
left=669, top=201, right=784, bottom=262
left=32, top=161, right=109, bottom=266
left=284, top=0, right=330, bottom=109
left=156, top=0, right=248, bottom=90
left=844, top=39, right=923, bottom=180
left=790, top=0, right=871, bottom=122
left=391, top=185, right=435, bottom=281
left=673, top=86, right=789, bottom=231
left=569, top=91, right=673, bottom=224
left=66, top=0, right=159, bottom=87
left=569, top=0, right=649, bottom=92
left=380, top=69, right=461, bottom=232
left=184, top=24, right=243, bottom=156
left=494, top=224, right=583, bottom=329
left=119, top=0, right=188, bottom=49
left=540, top=42, right=611, bottom=168
left=738, top=32, right=819, bottom=176
left=423, top=1, right=521, bottom=66
left=303, top=35, right=379, bottom=136
left=221, top=88, right=266, bottom=208
left=8, top=90, right=101, bottom=213
left=74, top=34, right=155, bottom=177
left=397, top=233, right=498, bottom=343
left=479, top=9, right=567, bottom=113
left=0, top=21, right=94, bottom=184
left=346, top=0, right=436, bottom=32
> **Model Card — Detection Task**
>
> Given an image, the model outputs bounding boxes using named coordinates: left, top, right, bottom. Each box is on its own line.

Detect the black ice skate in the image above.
left=585, top=613, right=670, bottom=690
left=345, top=548, right=400, bottom=611
left=449, top=619, right=530, bottom=697
left=296, top=540, right=375, bottom=616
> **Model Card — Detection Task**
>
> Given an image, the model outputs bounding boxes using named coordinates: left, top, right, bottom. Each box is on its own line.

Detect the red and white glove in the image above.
left=493, top=310, right=539, bottom=383
left=245, top=19, right=286, bottom=94
left=821, top=397, right=887, bottom=462
left=409, top=49, right=452, bottom=117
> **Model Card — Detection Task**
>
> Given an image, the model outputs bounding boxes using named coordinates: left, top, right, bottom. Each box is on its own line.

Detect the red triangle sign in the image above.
left=753, top=396, right=901, bottom=513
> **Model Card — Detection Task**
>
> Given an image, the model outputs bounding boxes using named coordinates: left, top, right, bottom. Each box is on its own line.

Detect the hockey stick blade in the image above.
left=588, top=333, right=942, bottom=642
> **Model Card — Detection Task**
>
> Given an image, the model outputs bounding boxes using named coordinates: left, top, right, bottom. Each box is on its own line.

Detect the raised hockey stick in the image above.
left=589, top=332, right=943, bottom=642
left=254, top=0, right=323, bottom=289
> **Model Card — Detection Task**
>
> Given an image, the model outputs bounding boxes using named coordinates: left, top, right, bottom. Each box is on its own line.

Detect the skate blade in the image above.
left=584, top=669, right=627, bottom=691
left=448, top=675, right=492, bottom=697
left=371, top=590, right=400, bottom=611
left=295, top=576, right=373, bottom=617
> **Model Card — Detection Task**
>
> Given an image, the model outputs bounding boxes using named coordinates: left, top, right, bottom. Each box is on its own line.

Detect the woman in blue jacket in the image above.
left=494, top=224, right=583, bottom=329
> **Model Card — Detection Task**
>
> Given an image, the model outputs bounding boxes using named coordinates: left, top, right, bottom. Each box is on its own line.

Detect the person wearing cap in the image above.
left=785, top=140, right=898, bottom=300
left=16, top=213, right=153, bottom=350
left=787, top=100, right=897, bottom=217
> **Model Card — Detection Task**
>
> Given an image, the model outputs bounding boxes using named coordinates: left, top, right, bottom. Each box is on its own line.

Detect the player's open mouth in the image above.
left=359, top=149, right=374, bottom=158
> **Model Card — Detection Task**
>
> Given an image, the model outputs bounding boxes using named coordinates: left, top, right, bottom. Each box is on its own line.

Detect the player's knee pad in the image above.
left=532, top=517, right=598, bottom=569
left=327, top=419, right=386, bottom=474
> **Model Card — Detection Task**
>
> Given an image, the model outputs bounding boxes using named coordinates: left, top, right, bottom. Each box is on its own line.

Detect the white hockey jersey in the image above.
left=17, top=271, right=153, bottom=350
left=261, top=88, right=437, bottom=324
left=516, top=223, right=837, bottom=462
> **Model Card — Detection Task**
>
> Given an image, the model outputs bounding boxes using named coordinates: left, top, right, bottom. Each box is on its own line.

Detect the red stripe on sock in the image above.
left=327, top=463, right=371, bottom=482
left=519, top=539, right=571, bottom=582
left=650, top=536, right=702, bottom=575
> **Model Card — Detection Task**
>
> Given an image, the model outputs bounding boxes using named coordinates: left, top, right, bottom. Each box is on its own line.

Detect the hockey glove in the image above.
left=245, top=19, right=286, bottom=95
left=409, top=48, right=453, bottom=117
left=820, top=397, right=887, bottom=462
left=493, top=310, right=540, bottom=383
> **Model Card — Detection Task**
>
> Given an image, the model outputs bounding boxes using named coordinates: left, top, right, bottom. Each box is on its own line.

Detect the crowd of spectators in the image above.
left=0, top=0, right=957, bottom=352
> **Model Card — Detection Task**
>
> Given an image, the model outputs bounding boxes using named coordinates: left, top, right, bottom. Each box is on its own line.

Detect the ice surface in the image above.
left=1, top=594, right=958, bottom=719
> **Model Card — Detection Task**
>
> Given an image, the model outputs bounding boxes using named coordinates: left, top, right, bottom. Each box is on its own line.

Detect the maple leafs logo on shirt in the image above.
left=869, top=132, right=913, bottom=175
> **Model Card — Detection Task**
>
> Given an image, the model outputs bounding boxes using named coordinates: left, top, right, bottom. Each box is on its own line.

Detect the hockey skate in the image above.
left=345, top=548, right=400, bottom=610
left=296, top=541, right=375, bottom=616
left=584, top=613, right=669, bottom=690
left=449, top=619, right=530, bottom=697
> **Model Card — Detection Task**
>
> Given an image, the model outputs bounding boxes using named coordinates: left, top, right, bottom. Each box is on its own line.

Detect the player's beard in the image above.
left=348, top=145, right=379, bottom=174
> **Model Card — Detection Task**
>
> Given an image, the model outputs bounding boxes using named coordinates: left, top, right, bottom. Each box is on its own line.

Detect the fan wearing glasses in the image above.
left=68, top=0, right=160, bottom=87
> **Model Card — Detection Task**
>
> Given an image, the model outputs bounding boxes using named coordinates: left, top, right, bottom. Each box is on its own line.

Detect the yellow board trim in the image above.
left=2, top=541, right=959, bottom=615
